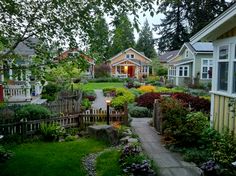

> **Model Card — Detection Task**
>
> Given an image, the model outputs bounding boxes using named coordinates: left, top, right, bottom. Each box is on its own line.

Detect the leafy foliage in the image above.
left=138, top=85, right=156, bottom=93
left=39, top=122, right=65, bottom=141
left=111, top=88, right=135, bottom=110
left=136, top=92, right=161, bottom=109
left=81, top=98, right=92, bottom=110
left=129, top=104, right=151, bottom=117
left=41, top=82, right=61, bottom=102
left=171, top=93, right=210, bottom=113
left=16, top=104, right=52, bottom=120
left=94, top=63, right=111, bottom=78
left=0, top=145, right=14, bottom=162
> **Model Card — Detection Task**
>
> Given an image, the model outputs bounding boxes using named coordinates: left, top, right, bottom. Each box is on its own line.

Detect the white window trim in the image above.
left=126, top=53, right=135, bottom=59
left=168, top=66, right=176, bottom=77
left=177, top=65, right=189, bottom=77
left=213, top=37, right=236, bottom=97
left=201, top=58, right=213, bottom=80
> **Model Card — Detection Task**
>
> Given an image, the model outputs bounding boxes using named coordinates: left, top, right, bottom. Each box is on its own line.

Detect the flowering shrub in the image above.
left=138, top=85, right=156, bottom=93
left=94, top=63, right=111, bottom=78
left=136, top=92, right=161, bottom=109
left=128, top=104, right=151, bottom=117
left=103, top=88, right=116, bottom=97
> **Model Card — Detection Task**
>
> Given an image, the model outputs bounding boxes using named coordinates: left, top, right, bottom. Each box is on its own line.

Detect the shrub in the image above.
left=160, top=98, right=188, bottom=142
left=0, top=145, right=13, bottom=162
left=129, top=104, right=151, bottom=117
left=83, top=90, right=96, bottom=101
left=200, top=160, right=220, bottom=176
left=81, top=98, right=92, bottom=110
left=129, top=88, right=142, bottom=98
left=183, top=148, right=212, bottom=165
left=16, top=104, right=52, bottom=120
left=103, top=88, right=116, bottom=97
left=212, top=130, right=236, bottom=166
left=138, top=85, right=156, bottom=93
left=136, top=92, right=161, bottom=109
left=125, top=80, right=141, bottom=89
left=39, top=122, right=65, bottom=141
left=175, top=112, right=209, bottom=147
left=111, top=88, right=135, bottom=110
left=94, top=64, right=111, bottom=78
left=42, top=82, right=61, bottom=101
left=171, top=93, right=210, bottom=113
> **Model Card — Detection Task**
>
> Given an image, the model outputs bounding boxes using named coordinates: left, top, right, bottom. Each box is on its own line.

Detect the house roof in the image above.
left=159, top=50, right=179, bottom=63
left=178, top=42, right=213, bottom=55
left=57, top=48, right=95, bottom=65
left=109, top=48, right=152, bottom=62
left=13, top=38, right=38, bottom=56
left=111, top=58, right=150, bottom=66
left=169, top=59, right=194, bottom=66
left=190, top=3, right=236, bottom=43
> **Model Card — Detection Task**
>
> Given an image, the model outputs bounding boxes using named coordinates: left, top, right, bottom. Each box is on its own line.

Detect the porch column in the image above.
left=25, top=70, right=31, bottom=81
left=147, top=66, right=150, bottom=76
left=115, top=66, right=117, bottom=76
left=25, top=81, right=31, bottom=99
left=7, top=60, right=14, bottom=80
left=20, top=70, right=23, bottom=81
left=35, top=81, right=41, bottom=96
left=0, top=63, right=4, bottom=82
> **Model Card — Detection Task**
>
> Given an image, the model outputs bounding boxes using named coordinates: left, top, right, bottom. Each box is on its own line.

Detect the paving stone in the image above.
left=131, top=118, right=202, bottom=176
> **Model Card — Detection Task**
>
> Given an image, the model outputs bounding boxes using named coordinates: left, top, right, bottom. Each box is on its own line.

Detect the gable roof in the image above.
left=159, top=50, right=179, bottom=63
left=190, top=3, right=236, bottom=43
left=57, top=48, right=95, bottom=65
left=12, top=38, right=38, bottom=56
left=109, top=48, right=152, bottom=62
left=178, top=42, right=213, bottom=55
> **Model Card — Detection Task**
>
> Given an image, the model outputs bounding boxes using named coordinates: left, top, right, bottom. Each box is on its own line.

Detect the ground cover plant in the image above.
left=0, top=138, right=108, bottom=176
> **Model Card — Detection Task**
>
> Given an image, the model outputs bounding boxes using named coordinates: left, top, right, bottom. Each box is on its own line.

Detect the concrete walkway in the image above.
left=131, top=118, right=202, bottom=176
left=92, top=89, right=107, bottom=110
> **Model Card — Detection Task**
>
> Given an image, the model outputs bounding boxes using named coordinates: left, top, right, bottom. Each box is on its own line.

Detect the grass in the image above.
left=96, top=149, right=123, bottom=176
left=0, top=138, right=108, bottom=176
left=78, top=82, right=124, bottom=91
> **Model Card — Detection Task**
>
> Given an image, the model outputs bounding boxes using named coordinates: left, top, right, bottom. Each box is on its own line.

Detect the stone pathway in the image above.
left=92, top=89, right=107, bottom=110
left=131, top=118, right=202, bottom=176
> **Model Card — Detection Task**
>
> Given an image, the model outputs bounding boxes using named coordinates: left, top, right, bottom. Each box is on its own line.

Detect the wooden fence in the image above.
left=153, top=99, right=163, bottom=134
left=43, top=90, right=82, bottom=115
left=0, top=107, right=128, bottom=136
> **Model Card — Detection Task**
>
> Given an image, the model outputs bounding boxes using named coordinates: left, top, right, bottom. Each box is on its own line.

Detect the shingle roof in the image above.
left=13, top=38, right=38, bottom=56
left=159, top=50, right=179, bottom=63
left=192, top=42, right=213, bottom=52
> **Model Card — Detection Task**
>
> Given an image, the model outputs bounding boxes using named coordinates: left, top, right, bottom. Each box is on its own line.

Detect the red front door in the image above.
left=128, top=66, right=134, bottom=77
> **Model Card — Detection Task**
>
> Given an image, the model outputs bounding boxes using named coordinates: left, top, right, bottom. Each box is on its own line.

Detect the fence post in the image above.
left=21, top=118, right=27, bottom=140
left=123, top=103, right=128, bottom=126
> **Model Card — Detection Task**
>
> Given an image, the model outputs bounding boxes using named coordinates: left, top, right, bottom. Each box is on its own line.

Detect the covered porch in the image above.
left=111, top=60, right=150, bottom=78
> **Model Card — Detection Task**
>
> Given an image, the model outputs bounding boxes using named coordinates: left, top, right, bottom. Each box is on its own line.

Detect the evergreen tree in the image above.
left=155, top=0, right=231, bottom=52
left=88, top=15, right=110, bottom=62
left=136, top=19, right=157, bottom=59
left=155, top=0, right=189, bottom=52
left=109, top=13, right=135, bottom=56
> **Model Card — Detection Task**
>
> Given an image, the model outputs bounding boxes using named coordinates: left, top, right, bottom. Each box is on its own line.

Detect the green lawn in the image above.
left=96, top=149, right=123, bottom=176
left=0, top=138, right=107, bottom=176
left=80, top=82, right=124, bottom=91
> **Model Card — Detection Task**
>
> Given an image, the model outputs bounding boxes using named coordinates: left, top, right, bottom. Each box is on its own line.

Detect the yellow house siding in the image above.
left=213, top=94, right=236, bottom=134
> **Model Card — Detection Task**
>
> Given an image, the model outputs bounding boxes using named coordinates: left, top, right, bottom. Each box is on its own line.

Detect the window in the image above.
left=218, top=62, right=228, bottom=91
left=169, top=66, right=176, bottom=76
left=185, top=50, right=189, bottom=58
left=126, top=54, right=135, bottom=59
left=219, top=45, right=228, bottom=59
left=178, top=66, right=189, bottom=77
left=217, top=45, right=229, bottom=91
left=142, top=66, right=148, bottom=73
left=201, top=59, right=213, bottom=79
left=117, top=66, right=125, bottom=74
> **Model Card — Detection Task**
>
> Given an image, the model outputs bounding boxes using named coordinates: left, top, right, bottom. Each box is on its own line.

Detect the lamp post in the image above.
left=105, top=98, right=111, bottom=125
